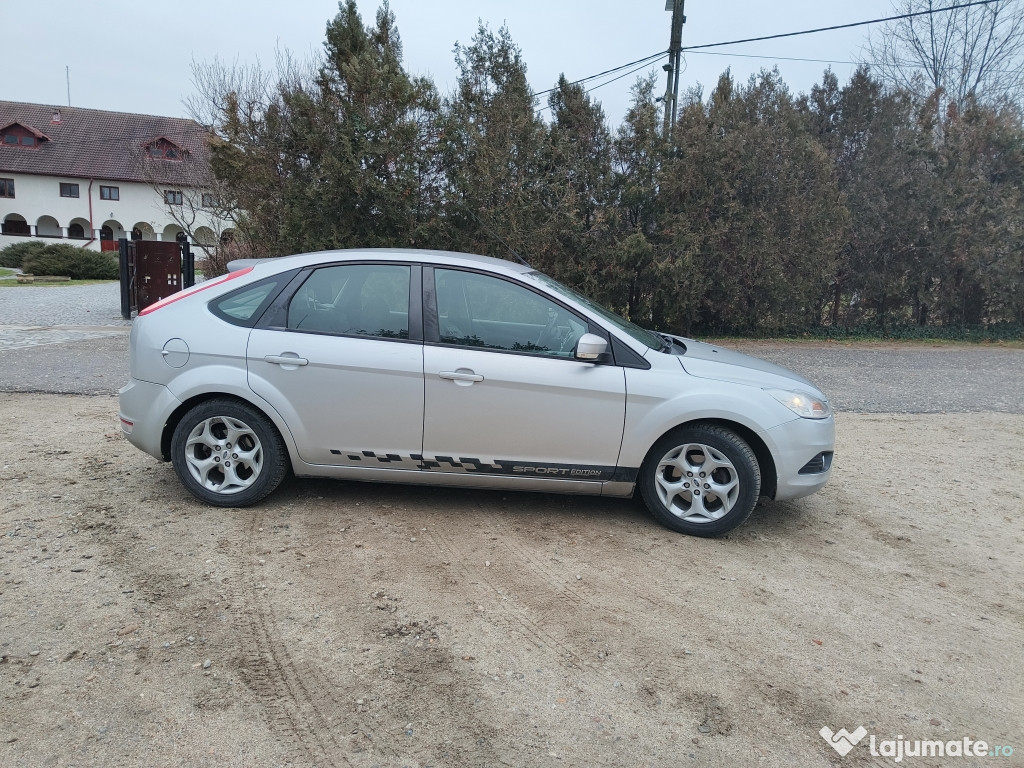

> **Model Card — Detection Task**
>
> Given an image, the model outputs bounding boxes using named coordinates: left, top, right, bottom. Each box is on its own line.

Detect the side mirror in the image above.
left=575, top=333, right=608, bottom=361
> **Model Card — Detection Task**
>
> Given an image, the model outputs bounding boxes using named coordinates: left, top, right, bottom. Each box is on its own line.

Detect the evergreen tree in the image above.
left=438, top=24, right=547, bottom=260
left=606, top=76, right=667, bottom=323
left=191, top=1, right=1022, bottom=334
left=536, top=76, right=615, bottom=298
left=204, top=1, right=439, bottom=258
left=662, top=70, right=846, bottom=335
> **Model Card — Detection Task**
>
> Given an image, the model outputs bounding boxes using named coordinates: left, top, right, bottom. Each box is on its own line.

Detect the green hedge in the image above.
left=19, top=243, right=119, bottom=280
left=0, top=240, right=46, bottom=268
left=792, top=323, right=1024, bottom=342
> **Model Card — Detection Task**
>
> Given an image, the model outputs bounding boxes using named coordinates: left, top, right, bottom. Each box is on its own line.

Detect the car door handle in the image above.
left=265, top=354, right=308, bottom=367
left=439, top=369, right=484, bottom=383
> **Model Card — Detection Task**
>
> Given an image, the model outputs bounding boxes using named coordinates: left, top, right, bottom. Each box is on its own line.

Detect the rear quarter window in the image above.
left=209, top=275, right=289, bottom=326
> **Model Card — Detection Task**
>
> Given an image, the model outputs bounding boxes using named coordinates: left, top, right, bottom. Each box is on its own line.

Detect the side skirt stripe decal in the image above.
left=328, top=448, right=637, bottom=483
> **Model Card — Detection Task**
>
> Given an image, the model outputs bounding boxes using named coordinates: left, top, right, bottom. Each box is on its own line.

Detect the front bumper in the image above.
left=118, top=378, right=183, bottom=461
left=766, top=415, right=836, bottom=501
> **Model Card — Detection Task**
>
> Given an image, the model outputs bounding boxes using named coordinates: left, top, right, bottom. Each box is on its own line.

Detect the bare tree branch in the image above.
left=867, top=0, right=1024, bottom=109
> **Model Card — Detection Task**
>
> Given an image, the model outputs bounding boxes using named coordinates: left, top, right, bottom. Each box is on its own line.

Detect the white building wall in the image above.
left=0, top=172, right=230, bottom=251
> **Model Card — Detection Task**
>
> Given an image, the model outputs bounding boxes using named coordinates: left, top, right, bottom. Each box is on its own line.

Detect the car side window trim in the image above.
left=257, top=261, right=423, bottom=343
left=423, top=265, right=612, bottom=363
left=422, top=266, right=440, bottom=341
left=254, top=269, right=312, bottom=329
left=408, top=264, right=424, bottom=342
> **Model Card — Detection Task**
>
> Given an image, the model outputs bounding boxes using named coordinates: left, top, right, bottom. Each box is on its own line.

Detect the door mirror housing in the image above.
left=575, top=333, right=608, bottom=361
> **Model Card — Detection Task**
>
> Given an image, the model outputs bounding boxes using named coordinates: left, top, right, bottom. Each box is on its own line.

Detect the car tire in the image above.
left=171, top=399, right=288, bottom=507
left=638, top=425, right=761, bottom=537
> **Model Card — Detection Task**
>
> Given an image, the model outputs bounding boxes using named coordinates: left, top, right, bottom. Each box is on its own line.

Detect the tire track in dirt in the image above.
left=422, top=508, right=599, bottom=675
left=486, top=517, right=600, bottom=610
left=232, top=509, right=429, bottom=767
left=290, top=502, right=517, bottom=767
left=230, top=511, right=350, bottom=767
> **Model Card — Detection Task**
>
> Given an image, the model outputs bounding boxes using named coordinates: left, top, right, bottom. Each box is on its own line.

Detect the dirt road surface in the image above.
left=1, top=393, right=1021, bottom=767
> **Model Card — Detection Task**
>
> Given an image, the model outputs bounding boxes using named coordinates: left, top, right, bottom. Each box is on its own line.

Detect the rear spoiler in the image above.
left=227, top=258, right=260, bottom=272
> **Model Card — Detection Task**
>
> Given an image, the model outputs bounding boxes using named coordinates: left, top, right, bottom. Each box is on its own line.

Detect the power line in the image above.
left=684, top=48, right=1024, bottom=77
left=536, top=59, right=665, bottom=115
left=534, top=50, right=668, bottom=98
left=680, top=0, right=999, bottom=52
left=533, top=0, right=1001, bottom=115
left=589, top=59, right=670, bottom=94
left=687, top=50, right=862, bottom=67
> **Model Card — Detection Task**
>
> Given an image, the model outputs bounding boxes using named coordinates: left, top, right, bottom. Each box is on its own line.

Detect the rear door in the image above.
left=247, top=262, right=424, bottom=468
left=420, top=267, right=626, bottom=480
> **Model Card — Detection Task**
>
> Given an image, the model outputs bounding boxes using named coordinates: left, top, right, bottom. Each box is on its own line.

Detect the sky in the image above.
left=5, top=0, right=900, bottom=127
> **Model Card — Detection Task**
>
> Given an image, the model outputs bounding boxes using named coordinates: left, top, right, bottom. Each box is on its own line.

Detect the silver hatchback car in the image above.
left=119, top=249, right=834, bottom=537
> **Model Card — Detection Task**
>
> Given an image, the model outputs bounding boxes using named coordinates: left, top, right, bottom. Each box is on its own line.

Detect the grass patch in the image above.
left=0, top=279, right=118, bottom=287
left=709, top=335, right=1024, bottom=349
left=705, top=322, right=1024, bottom=345
left=0, top=268, right=14, bottom=277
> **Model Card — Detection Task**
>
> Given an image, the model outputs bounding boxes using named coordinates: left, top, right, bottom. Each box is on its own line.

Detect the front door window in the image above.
left=434, top=268, right=586, bottom=357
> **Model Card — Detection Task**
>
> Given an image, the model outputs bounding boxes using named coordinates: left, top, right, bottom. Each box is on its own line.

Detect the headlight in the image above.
left=766, top=388, right=832, bottom=419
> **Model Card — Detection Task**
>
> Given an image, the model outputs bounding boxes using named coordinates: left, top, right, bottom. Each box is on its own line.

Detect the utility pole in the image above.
left=661, top=0, right=686, bottom=140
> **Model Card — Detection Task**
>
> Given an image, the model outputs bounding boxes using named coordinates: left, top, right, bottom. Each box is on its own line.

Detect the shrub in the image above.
left=0, top=240, right=46, bottom=268
left=22, top=244, right=119, bottom=280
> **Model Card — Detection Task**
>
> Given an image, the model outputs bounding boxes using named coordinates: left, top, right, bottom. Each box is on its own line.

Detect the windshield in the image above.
left=527, top=272, right=663, bottom=351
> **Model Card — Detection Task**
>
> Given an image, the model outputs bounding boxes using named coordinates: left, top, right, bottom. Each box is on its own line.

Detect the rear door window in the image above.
left=287, top=264, right=411, bottom=339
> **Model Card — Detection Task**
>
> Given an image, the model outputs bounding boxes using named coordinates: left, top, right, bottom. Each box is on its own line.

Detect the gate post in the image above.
left=181, top=241, right=195, bottom=289
left=118, top=237, right=132, bottom=320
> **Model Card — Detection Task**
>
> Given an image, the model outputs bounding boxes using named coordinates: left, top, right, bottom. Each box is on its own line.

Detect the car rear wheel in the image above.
left=171, top=399, right=288, bottom=507
left=638, top=425, right=761, bottom=537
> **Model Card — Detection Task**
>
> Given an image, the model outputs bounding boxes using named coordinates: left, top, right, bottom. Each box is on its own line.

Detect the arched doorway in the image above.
left=193, top=226, right=217, bottom=248
left=36, top=215, right=62, bottom=237
left=1, top=214, right=30, bottom=236
left=131, top=222, right=156, bottom=241
left=101, top=219, right=124, bottom=241
left=161, top=223, right=184, bottom=242
left=68, top=218, right=91, bottom=239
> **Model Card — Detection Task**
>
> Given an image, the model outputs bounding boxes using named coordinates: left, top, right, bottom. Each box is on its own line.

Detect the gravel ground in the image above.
left=1, top=399, right=1021, bottom=768
left=722, top=340, right=1024, bottom=414
left=1, top=284, right=1022, bottom=766
left=0, top=282, right=130, bottom=327
left=0, top=296, right=1021, bottom=414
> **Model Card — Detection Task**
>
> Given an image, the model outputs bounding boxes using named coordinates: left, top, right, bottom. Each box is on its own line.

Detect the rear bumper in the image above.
left=118, top=378, right=182, bottom=460
left=767, top=416, right=836, bottom=501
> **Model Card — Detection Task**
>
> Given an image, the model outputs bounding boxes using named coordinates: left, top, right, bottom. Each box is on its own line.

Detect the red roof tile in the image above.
left=0, top=101, right=213, bottom=186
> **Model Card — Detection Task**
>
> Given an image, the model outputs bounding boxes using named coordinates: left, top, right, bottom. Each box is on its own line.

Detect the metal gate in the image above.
left=119, top=238, right=195, bottom=319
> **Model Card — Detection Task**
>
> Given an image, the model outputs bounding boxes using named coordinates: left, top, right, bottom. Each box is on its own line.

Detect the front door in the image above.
left=421, top=268, right=626, bottom=480
left=247, top=262, right=423, bottom=467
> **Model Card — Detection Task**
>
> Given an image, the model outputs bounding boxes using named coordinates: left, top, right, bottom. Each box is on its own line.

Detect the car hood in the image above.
left=671, top=337, right=825, bottom=397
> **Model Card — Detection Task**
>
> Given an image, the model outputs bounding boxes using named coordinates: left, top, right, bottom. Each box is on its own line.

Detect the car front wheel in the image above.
left=171, top=399, right=288, bottom=507
left=638, top=425, right=761, bottom=537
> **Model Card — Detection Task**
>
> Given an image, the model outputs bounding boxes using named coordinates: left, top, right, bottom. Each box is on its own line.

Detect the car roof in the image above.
left=229, top=248, right=534, bottom=277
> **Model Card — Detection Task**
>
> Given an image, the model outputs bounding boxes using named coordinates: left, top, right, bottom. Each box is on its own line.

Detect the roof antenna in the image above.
left=466, top=209, right=532, bottom=268
left=66, top=66, right=71, bottom=107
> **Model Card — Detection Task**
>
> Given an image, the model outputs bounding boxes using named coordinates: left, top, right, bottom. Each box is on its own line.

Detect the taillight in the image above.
left=137, top=267, right=255, bottom=316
